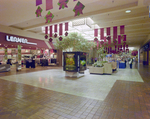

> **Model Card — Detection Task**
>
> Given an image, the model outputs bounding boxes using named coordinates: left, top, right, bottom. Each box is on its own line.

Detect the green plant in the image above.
left=96, top=47, right=107, bottom=61
left=54, top=32, right=96, bottom=52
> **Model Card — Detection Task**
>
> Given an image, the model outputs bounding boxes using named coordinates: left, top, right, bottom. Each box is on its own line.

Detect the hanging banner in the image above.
left=107, top=27, right=111, bottom=36
left=46, top=0, right=53, bottom=11
left=35, top=6, right=43, bottom=17
left=36, top=0, right=42, bottom=6
left=123, top=35, right=126, bottom=41
left=65, top=22, right=69, bottom=36
left=100, top=28, right=104, bottom=40
left=45, top=11, right=54, bottom=23
left=126, top=45, right=128, bottom=48
left=45, top=26, right=48, bottom=34
left=120, top=25, right=125, bottom=34
left=59, top=23, right=63, bottom=36
left=118, top=35, right=121, bottom=44
left=54, top=24, right=58, bottom=32
left=113, top=26, right=117, bottom=40
left=94, top=29, right=98, bottom=37
left=49, top=25, right=53, bottom=37
left=73, top=1, right=85, bottom=17
left=58, top=0, right=69, bottom=10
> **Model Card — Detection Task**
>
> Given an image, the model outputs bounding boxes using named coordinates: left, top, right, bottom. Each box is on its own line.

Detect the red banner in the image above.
left=46, top=0, right=53, bottom=11
left=118, top=35, right=121, bottom=44
left=65, top=22, right=69, bottom=31
left=113, top=26, right=117, bottom=39
left=94, top=29, right=98, bottom=37
left=59, top=23, right=63, bottom=36
left=49, top=26, right=53, bottom=37
left=120, top=25, right=125, bottom=34
left=100, top=28, right=104, bottom=40
left=107, top=27, right=111, bottom=36
left=45, top=26, right=48, bottom=34
left=123, top=35, right=126, bottom=41
left=54, top=24, right=57, bottom=32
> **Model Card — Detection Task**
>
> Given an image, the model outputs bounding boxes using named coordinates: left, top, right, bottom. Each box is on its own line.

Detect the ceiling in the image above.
left=0, top=0, right=150, bottom=48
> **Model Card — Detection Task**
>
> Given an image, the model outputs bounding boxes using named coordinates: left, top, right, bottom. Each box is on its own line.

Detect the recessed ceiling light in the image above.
left=125, top=10, right=131, bottom=13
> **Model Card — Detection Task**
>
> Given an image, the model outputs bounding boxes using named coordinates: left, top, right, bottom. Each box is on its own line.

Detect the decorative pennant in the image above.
left=118, top=35, right=121, bottom=44
left=120, top=25, right=125, bottom=34
left=45, top=11, right=54, bottom=23
left=100, top=28, right=104, bottom=40
left=46, top=0, right=53, bottom=11
left=65, top=22, right=69, bottom=36
left=73, top=1, right=85, bottom=17
left=59, top=23, right=63, bottom=41
left=123, top=35, right=126, bottom=41
left=126, top=45, right=128, bottom=48
left=35, top=6, right=43, bottom=17
left=54, top=24, right=58, bottom=38
left=58, top=0, right=69, bottom=10
left=107, top=27, right=111, bottom=36
left=113, top=26, right=117, bottom=40
left=49, top=25, right=53, bottom=37
left=36, top=0, right=42, bottom=6
left=45, top=26, right=48, bottom=39
left=94, top=29, right=98, bottom=37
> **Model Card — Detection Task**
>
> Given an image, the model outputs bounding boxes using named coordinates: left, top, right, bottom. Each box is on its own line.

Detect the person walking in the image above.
left=129, top=57, right=133, bottom=69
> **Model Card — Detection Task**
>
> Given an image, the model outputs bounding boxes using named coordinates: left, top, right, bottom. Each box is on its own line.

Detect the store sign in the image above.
left=6, top=35, right=37, bottom=45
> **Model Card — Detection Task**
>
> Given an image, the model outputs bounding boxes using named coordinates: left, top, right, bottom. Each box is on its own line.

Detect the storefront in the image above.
left=140, top=41, right=150, bottom=65
left=0, top=32, right=61, bottom=72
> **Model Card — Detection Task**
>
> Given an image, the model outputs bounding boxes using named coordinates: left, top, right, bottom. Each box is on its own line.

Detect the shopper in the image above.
left=129, top=57, right=133, bottom=69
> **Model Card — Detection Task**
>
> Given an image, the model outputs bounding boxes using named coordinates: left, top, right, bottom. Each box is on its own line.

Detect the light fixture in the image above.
left=125, top=10, right=131, bottom=13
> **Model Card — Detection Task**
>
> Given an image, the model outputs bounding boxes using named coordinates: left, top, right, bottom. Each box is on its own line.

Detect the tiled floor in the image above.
left=0, top=63, right=150, bottom=119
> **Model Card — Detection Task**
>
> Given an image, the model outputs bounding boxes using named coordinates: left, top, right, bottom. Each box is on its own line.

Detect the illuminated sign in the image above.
left=6, top=35, right=37, bottom=45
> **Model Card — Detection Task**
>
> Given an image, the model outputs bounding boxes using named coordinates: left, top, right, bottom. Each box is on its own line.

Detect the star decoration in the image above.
left=35, top=6, right=43, bottom=17
left=49, top=38, right=53, bottom=42
left=73, top=1, right=85, bottom=17
left=59, top=37, right=63, bottom=41
left=65, top=32, right=68, bottom=36
left=45, top=11, right=54, bottom=24
left=58, top=0, right=69, bottom=10
left=54, top=33, right=57, bottom=38
left=45, top=35, right=48, bottom=39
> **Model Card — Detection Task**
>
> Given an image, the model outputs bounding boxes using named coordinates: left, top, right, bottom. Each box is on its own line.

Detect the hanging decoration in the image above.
left=73, top=0, right=77, bottom=1
left=35, top=6, right=43, bottom=17
left=58, top=0, right=69, bottom=10
left=36, top=0, right=42, bottom=6
left=54, top=24, right=58, bottom=38
left=46, top=0, right=53, bottom=11
left=113, top=26, right=117, bottom=41
left=107, top=27, right=111, bottom=36
left=106, top=36, right=111, bottom=41
left=45, top=11, right=54, bottom=23
left=49, top=25, right=53, bottom=42
left=108, top=37, right=111, bottom=45
left=118, top=35, right=121, bottom=44
left=126, top=45, right=128, bottom=49
left=94, top=29, right=98, bottom=42
left=97, top=41, right=99, bottom=49
left=45, top=26, right=48, bottom=39
left=123, top=35, right=126, bottom=41
left=100, top=28, right=104, bottom=40
left=120, top=25, right=125, bottom=34
left=65, top=22, right=69, bottom=36
left=104, top=37, right=107, bottom=42
left=59, top=23, right=63, bottom=41
left=73, top=1, right=85, bottom=17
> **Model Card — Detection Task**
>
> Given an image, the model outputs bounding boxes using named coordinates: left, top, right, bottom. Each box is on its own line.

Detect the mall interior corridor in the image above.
left=0, top=63, right=150, bottom=119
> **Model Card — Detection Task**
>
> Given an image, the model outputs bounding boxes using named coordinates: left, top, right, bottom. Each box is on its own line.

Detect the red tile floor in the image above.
left=0, top=64, right=150, bottom=119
